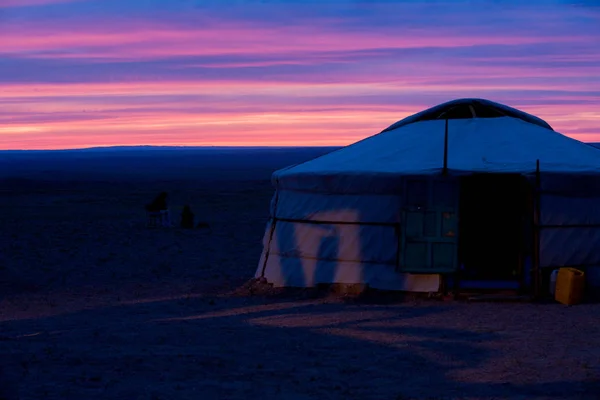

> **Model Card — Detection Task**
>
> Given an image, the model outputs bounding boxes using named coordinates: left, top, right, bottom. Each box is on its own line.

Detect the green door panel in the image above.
left=399, top=178, right=459, bottom=274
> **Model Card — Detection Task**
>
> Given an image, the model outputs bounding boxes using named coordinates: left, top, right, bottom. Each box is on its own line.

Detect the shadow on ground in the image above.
left=1, top=293, right=598, bottom=400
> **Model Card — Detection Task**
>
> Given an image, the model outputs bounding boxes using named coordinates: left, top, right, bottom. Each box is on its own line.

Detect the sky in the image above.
left=1, top=0, right=599, bottom=150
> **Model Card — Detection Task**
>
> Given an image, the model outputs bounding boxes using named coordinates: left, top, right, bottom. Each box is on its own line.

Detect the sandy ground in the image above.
left=1, top=166, right=600, bottom=399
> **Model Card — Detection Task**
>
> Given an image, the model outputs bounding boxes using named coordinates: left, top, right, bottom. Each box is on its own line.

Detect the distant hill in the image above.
left=2, top=144, right=600, bottom=183
left=0, top=146, right=342, bottom=182
left=2, top=142, right=599, bottom=154
left=0, top=145, right=337, bottom=154
left=0, top=145, right=342, bottom=158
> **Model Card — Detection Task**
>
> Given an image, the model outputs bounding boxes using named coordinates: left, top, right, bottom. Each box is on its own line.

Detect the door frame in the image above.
left=455, top=172, right=535, bottom=292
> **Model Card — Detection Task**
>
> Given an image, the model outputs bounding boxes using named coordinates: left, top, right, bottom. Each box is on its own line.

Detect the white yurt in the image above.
left=255, top=98, right=600, bottom=297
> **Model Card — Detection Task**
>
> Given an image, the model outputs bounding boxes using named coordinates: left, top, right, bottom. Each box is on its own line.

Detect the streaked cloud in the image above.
left=0, top=0, right=80, bottom=7
left=0, top=0, right=599, bottom=149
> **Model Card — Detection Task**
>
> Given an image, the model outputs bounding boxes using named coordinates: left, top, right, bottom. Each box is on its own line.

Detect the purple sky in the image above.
left=1, top=0, right=599, bottom=149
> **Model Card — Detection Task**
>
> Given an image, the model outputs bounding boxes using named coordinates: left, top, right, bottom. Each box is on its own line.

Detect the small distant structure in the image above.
left=145, top=192, right=171, bottom=228
left=196, top=221, right=211, bottom=230
left=180, top=205, right=195, bottom=229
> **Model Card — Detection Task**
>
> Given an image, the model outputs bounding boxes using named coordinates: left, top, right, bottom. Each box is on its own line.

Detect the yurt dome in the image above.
left=381, top=98, right=554, bottom=132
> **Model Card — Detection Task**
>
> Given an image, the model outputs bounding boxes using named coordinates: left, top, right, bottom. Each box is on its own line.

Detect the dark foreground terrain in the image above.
left=1, top=147, right=599, bottom=399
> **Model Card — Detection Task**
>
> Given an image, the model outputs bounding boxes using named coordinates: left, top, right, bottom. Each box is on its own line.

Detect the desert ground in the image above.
left=1, top=147, right=599, bottom=400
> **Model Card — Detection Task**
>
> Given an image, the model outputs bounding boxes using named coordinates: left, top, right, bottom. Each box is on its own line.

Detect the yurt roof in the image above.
left=273, top=98, right=600, bottom=192
left=380, top=98, right=554, bottom=133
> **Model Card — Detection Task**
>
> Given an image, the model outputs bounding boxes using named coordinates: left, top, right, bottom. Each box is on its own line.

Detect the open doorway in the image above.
left=458, top=174, right=534, bottom=286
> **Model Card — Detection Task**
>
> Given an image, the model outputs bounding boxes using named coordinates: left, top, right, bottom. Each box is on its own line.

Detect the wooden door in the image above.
left=399, top=178, right=459, bottom=273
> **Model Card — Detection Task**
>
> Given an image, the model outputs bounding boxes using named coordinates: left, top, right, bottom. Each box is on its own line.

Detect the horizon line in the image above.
left=0, top=144, right=344, bottom=152
left=3, top=142, right=600, bottom=152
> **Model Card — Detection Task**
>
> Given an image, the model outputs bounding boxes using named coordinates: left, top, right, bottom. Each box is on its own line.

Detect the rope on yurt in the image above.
left=260, top=177, right=281, bottom=277
left=533, top=159, right=542, bottom=299
left=442, top=117, right=452, bottom=296
left=443, top=118, right=449, bottom=175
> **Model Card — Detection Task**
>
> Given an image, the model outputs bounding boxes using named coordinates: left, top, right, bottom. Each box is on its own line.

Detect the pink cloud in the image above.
left=1, top=82, right=598, bottom=150
left=2, top=78, right=600, bottom=100
left=1, top=6, right=599, bottom=150
left=1, top=18, right=595, bottom=61
left=1, top=78, right=598, bottom=136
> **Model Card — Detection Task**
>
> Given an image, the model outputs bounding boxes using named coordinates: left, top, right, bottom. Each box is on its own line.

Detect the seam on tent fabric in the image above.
left=540, top=263, right=600, bottom=269
left=540, top=191, right=600, bottom=197
left=540, top=224, right=600, bottom=229
left=277, top=189, right=401, bottom=195
left=275, top=217, right=400, bottom=227
left=275, top=187, right=402, bottom=196
left=271, top=252, right=397, bottom=266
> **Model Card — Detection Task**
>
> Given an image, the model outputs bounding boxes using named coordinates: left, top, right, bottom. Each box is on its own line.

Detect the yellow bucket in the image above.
left=555, top=268, right=585, bottom=305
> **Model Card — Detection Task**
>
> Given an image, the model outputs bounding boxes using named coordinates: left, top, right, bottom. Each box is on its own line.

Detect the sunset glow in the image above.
left=1, top=0, right=599, bottom=149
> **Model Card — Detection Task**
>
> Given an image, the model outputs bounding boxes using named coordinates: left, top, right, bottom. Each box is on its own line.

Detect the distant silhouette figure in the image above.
left=196, top=221, right=211, bottom=230
left=145, top=192, right=171, bottom=228
left=180, top=205, right=195, bottom=229
left=145, top=192, right=168, bottom=212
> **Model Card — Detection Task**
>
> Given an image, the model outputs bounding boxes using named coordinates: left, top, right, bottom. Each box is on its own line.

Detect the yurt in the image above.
left=255, top=98, right=600, bottom=297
